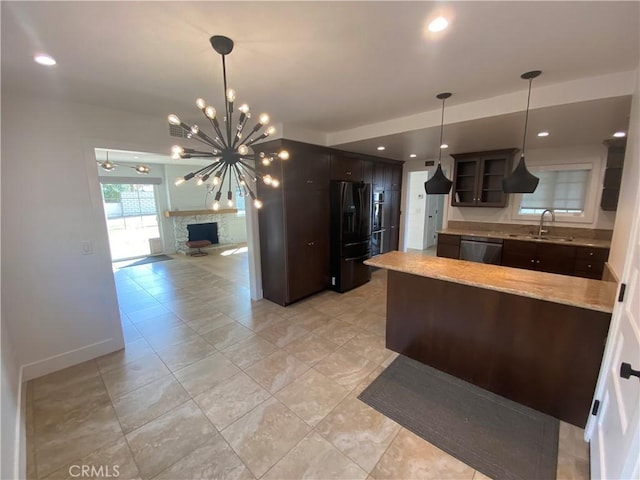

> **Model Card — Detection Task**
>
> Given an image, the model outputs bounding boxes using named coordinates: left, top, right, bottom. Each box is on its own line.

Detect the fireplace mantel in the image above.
left=164, top=209, right=237, bottom=217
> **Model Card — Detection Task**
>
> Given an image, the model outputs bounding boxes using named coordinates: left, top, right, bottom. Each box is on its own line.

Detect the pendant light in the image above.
left=424, top=92, right=453, bottom=195
left=502, top=70, right=541, bottom=194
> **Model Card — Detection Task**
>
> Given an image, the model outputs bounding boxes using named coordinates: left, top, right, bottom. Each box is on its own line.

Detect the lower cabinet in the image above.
left=502, top=240, right=609, bottom=279
left=436, top=233, right=461, bottom=259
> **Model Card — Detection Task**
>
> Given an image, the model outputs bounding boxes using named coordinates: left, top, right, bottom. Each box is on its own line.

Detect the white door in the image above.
left=587, top=191, right=640, bottom=479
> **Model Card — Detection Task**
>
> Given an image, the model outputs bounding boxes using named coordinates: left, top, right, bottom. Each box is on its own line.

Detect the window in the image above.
left=512, top=163, right=596, bottom=223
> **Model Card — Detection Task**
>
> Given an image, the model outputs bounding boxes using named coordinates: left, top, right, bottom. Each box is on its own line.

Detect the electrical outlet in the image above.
left=81, top=241, right=94, bottom=255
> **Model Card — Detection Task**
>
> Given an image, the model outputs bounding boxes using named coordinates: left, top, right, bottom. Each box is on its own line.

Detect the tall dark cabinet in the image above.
left=256, top=139, right=402, bottom=305
left=256, top=140, right=330, bottom=306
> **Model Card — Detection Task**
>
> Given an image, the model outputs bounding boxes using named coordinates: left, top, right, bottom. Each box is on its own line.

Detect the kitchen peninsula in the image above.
left=365, top=251, right=617, bottom=427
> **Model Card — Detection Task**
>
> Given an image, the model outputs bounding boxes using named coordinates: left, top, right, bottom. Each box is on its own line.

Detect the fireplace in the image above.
left=187, top=222, right=219, bottom=245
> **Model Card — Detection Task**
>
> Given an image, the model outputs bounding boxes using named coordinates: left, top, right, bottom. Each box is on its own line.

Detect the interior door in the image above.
left=424, top=192, right=439, bottom=249
left=586, top=191, right=640, bottom=479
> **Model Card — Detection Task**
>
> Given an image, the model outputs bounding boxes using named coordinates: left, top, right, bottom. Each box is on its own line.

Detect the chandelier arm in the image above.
left=237, top=123, right=263, bottom=148
left=196, top=131, right=225, bottom=151
left=206, top=118, right=229, bottom=149
left=237, top=162, right=259, bottom=182
left=237, top=159, right=258, bottom=173
left=232, top=116, right=250, bottom=149
left=184, top=131, right=222, bottom=151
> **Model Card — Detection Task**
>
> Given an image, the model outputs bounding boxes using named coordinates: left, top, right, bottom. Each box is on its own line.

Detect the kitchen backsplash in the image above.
left=447, top=220, right=613, bottom=240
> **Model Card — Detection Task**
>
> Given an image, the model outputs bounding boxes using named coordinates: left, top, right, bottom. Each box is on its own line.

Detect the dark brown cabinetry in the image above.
left=436, top=233, right=461, bottom=259
left=574, top=246, right=609, bottom=279
left=330, top=154, right=363, bottom=181
left=451, top=149, right=517, bottom=207
left=601, top=139, right=626, bottom=211
left=256, top=140, right=330, bottom=305
left=256, top=139, right=403, bottom=305
left=502, top=240, right=609, bottom=279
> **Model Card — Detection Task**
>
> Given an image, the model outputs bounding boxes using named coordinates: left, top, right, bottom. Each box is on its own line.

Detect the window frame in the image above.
left=510, top=162, right=600, bottom=224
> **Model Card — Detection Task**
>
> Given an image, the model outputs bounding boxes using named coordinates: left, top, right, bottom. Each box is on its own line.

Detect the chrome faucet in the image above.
left=538, top=209, right=555, bottom=237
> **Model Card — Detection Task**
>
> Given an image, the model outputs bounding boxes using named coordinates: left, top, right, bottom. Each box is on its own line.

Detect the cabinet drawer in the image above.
left=574, top=260, right=605, bottom=279
left=437, top=233, right=461, bottom=246
left=575, top=246, right=609, bottom=262
left=437, top=243, right=460, bottom=259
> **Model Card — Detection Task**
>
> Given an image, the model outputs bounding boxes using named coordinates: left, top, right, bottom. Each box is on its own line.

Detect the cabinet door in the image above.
left=451, top=158, right=480, bottom=206
left=501, top=240, right=537, bottom=270
left=437, top=233, right=461, bottom=259
left=574, top=246, right=609, bottom=279
left=386, top=165, right=402, bottom=191
left=373, top=163, right=386, bottom=191
left=285, top=190, right=329, bottom=302
left=362, top=161, right=373, bottom=186
left=478, top=156, right=509, bottom=207
left=282, top=145, right=330, bottom=191
left=330, top=155, right=363, bottom=181
left=535, top=243, right=576, bottom=275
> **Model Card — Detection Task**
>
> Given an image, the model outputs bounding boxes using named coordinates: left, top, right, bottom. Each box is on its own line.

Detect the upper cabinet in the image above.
left=601, top=139, right=626, bottom=211
left=450, top=149, right=517, bottom=208
left=330, top=154, right=364, bottom=182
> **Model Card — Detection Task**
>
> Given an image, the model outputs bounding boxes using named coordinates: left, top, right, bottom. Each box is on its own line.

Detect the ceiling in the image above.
left=2, top=1, right=638, bottom=161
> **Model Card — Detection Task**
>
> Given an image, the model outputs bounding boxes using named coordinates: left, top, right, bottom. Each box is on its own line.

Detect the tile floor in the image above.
left=26, top=246, right=589, bottom=479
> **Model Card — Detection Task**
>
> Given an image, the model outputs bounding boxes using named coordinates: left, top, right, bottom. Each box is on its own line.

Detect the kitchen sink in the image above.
left=508, top=234, right=574, bottom=242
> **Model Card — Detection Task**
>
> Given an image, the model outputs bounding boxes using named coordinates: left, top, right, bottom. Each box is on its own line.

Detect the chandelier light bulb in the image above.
left=135, top=165, right=149, bottom=174
left=254, top=199, right=263, bottom=209
left=278, top=150, right=290, bottom=160
left=440, top=143, right=449, bottom=149
left=227, top=89, right=236, bottom=102
left=263, top=175, right=273, bottom=185
left=239, top=104, right=250, bottom=114
left=271, top=179, right=280, bottom=188
left=175, top=177, right=185, bottom=186
left=262, top=158, right=271, bottom=166
left=259, top=113, right=270, bottom=125
left=205, top=106, right=216, bottom=119
left=197, top=177, right=204, bottom=186
left=266, top=126, right=276, bottom=136
left=190, top=125, right=199, bottom=135
left=238, top=145, right=249, bottom=155
left=196, top=98, right=206, bottom=110
left=212, top=201, right=220, bottom=211
left=168, top=114, right=181, bottom=125
left=212, top=175, right=221, bottom=186
left=101, top=161, right=115, bottom=171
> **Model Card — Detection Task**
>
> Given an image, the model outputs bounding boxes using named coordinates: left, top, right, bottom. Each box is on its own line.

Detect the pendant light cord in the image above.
left=438, top=97, right=446, bottom=164
left=221, top=54, right=231, bottom=145
left=521, top=78, right=533, bottom=158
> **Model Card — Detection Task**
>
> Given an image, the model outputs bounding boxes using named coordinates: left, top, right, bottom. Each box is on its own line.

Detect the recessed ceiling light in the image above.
left=377, top=146, right=385, bottom=151
left=440, top=143, right=448, bottom=149
left=34, top=53, right=56, bottom=66
left=537, top=131, right=550, bottom=137
left=428, top=16, right=449, bottom=32
left=613, top=131, right=626, bottom=138
left=410, top=154, right=417, bottom=158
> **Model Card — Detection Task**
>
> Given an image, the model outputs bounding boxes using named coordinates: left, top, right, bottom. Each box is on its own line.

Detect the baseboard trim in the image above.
left=21, top=337, right=124, bottom=382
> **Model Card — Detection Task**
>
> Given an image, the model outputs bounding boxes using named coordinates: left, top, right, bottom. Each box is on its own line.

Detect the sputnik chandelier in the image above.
left=98, top=151, right=150, bottom=174
left=168, top=35, right=289, bottom=210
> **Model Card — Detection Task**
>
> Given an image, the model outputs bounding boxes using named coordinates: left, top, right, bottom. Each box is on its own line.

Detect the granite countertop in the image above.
left=437, top=228, right=611, bottom=248
left=365, top=251, right=617, bottom=313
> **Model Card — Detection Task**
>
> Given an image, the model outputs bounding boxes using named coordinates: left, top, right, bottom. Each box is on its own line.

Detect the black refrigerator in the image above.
left=330, top=181, right=372, bottom=292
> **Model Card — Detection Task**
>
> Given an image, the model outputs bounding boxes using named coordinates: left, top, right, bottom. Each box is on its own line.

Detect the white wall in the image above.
left=447, top=144, right=616, bottom=230
left=1, top=314, right=22, bottom=480
left=1, top=94, right=178, bottom=381
left=609, top=70, right=640, bottom=277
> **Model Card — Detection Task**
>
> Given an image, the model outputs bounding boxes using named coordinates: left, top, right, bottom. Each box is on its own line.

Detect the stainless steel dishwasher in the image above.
left=459, top=235, right=503, bottom=265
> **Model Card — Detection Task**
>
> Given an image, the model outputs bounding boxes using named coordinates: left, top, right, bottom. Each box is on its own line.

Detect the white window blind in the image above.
left=519, top=168, right=590, bottom=214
